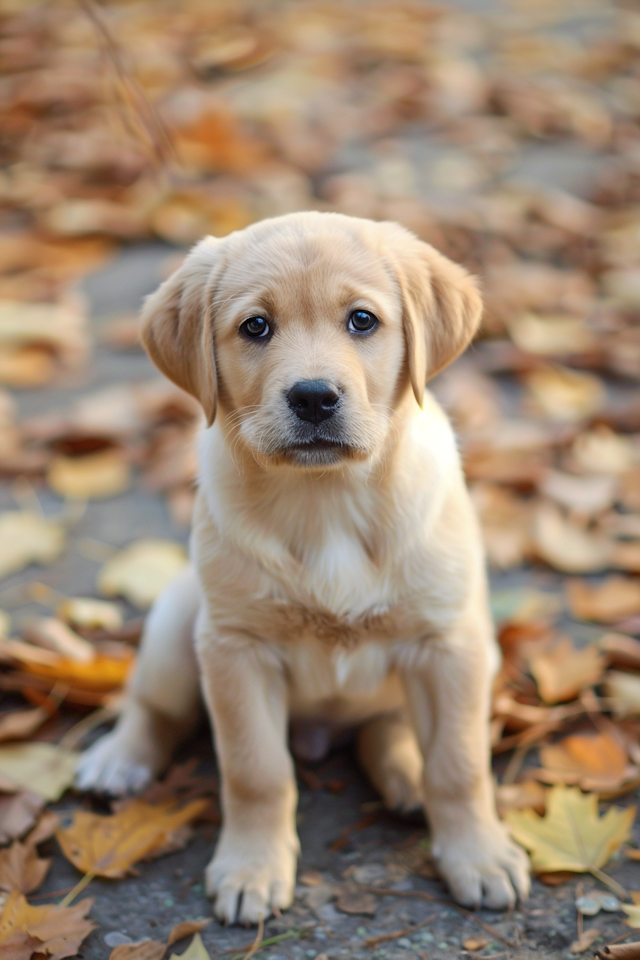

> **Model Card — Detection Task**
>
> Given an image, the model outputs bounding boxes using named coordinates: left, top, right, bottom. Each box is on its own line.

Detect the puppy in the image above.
left=77, top=211, right=530, bottom=922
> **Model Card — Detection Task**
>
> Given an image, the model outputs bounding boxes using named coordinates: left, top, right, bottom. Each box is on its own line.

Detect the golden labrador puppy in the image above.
left=77, top=211, right=530, bottom=922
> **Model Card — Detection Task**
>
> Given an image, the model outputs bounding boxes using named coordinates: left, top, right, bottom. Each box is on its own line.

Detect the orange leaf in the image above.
left=57, top=799, right=208, bottom=879
left=529, top=638, right=605, bottom=704
left=537, top=731, right=638, bottom=793
left=0, top=889, right=95, bottom=959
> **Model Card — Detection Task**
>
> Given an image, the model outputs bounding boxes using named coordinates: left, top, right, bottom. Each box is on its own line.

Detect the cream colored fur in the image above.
left=76, top=212, right=530, bottom=922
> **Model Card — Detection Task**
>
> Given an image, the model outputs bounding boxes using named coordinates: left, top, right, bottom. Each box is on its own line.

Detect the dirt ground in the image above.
left=1, top=234, right=634, bottom=959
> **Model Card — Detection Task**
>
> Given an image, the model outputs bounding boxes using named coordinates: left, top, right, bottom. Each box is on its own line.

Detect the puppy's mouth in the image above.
left=278, top=432, right=357, bottom=466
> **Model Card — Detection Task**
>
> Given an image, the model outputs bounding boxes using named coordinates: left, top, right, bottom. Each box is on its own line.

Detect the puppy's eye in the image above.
left=240, top=316, right=271, bottom=339
left=348, top=310, right=378, bottom=334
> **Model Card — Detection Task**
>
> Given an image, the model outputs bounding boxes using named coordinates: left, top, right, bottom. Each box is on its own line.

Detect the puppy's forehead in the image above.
left=216, top=221, right=397, bottom=316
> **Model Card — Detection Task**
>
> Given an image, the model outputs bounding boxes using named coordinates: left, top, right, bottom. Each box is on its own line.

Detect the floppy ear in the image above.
left=390, top=235, right=483, bottom=407
left=140, top=236, right=223, bottom=426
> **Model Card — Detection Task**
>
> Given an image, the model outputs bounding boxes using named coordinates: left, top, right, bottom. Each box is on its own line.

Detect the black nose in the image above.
left=287, top=380, right=340, bottom=423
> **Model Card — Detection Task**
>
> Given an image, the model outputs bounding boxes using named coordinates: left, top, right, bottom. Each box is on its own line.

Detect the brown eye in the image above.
left=240, top=316, right=271, bottom=339
left=348, top=310, right=378, bottom=334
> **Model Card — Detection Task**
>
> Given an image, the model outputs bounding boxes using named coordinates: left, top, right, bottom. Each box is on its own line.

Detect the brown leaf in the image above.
left=463, top=937, right=489, bottom=951
left=335, top=888, right=377, bottom=917
left=0, top=708, right=49, bottom=744
left=57, top=798, right=208, bottom=878
left=566, top=577, right=640, bottom=624
left=529, top=638, right=605, bottom=704
left=537, top=732, right=637, bottom=793
left=495, top=779, right=547, bottom=818
left=533, top=502, right=613, bottom=574
left=597, top=945, right=640, bottom=960
left=0, top=890, right=95, bottom=960
left=571, top=928, right=602, bottom=954
left=167, top=919, right=211, bottom=947
left=109, top=942, right=166, bottom=960
left=0, top=841, right=50, bottom=894
left=0, top=794, right=45, bottom=846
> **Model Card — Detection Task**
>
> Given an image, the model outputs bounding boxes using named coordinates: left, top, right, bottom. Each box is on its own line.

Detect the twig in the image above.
left=226, top=929, right=306, bottom=957
left=241, top=917, right=264, bottom=960
left=330, top=812, right=379, bottom=851
left=501, top=744, right=529, bottom=785
left=357, top=886, right=518, bottom=949
left=59, top=704, right=118, bottom=750
left=76, top=0, right=177, bottom=171
left=364, top=912, right=436, bottom=948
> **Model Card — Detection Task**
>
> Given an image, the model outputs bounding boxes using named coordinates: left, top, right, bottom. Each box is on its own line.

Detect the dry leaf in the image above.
left=0, top=744, right=78, bottom=802
left=335, top=888, right=377, bottom=916
left=526, top=365, right=605, bottom=422
left=98, top=540, right=188, bottom=608
left=623, top=904, right=640, bottom=928
left=605, top=672, right=640, bottom=718
left=540, top=470, right=618, bottom=516
left=0, top=793, right=45, bottom=845
left=0, top=841, right=50, bottom=895
left=508, top=313, right=595, bottom=356
left=533, top=502, right=613, bottom=573
left=47, top=448, right=130, bottom=500
left=0, top=707, right=50, bottom=744
left=529, top=638, right=605, bottom=704
left=23, top=618, right=95, bottom=663
left=505, top=784, right=635, bottom=875
left=166, top=919, right=211, bottom=947
left=600, top=633, right=640, bottom=671
left=57, top=598, right=122, bottom=632
left=168, top=934, right=211, bottom=960
left=109, top=942, right=166, bottom=960
left=566, top=578, right=640, bottom=624
left=57, top=798, right=208, bottom=878
left=0, top=889, right=95, bottom=959
left=571, top=428, right=635, bottom=475
left=496, top=779, right=547, bottom=818
left=19, top=648, right=134, bottom=698
left=0, top=512, right=65, bottom=581
left=462, top=937, right=489, bottom=951
left=571, top=928, right=603, bottom=953
left=537, top=732, right=638, bottom=793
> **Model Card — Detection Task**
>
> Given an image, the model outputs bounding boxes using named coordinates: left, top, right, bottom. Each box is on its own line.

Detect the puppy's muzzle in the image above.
left=287, top=380, right=340, bottom=424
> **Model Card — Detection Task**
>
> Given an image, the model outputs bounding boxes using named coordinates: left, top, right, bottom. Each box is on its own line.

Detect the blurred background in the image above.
left=1, top=1, right=640, bottom=952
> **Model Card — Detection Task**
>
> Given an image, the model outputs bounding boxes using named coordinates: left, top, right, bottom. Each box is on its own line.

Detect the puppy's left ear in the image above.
left=390, top=234, right=483, bottom=407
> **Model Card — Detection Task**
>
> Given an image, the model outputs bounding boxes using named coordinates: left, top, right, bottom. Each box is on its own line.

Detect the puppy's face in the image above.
left=140, top=212, right=482, bottom=471
left=213, top=226, right=404, bottom=467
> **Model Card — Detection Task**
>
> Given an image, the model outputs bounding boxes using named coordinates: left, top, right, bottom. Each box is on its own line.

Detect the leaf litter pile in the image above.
left=1, top=0, right=640, bottom=955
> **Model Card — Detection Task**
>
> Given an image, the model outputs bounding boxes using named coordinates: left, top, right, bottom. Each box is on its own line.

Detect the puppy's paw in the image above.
left=379, top=765, right=423, bottom=816
left=206, top=831, right=298, bottom=924
left=75, top=730, right=156, bottom=795
left=433, top=820, right=530, bottom=910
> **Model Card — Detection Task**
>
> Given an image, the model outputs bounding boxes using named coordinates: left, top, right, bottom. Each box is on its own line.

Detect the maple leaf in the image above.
left=0, top=889, right=95, bottom=960
left=109, top=920, right=211, bottom=960
left=505, top=784, right=635, bottom=878
left=57, top=798, right=208, bottom=878
left=168, top=934, right=211, bottom=960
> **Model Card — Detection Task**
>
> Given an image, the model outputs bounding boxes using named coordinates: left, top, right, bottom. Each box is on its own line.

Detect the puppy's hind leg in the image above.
left=76, top=564, right=202, bottom=795
left=357, top=711, right=423, bottom=815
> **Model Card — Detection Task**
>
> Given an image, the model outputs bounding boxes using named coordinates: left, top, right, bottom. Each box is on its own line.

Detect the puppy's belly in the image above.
left=284, top=637, right=405, bottom=725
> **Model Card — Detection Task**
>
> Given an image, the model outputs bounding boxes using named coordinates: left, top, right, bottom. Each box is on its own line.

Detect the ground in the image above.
left=0, top=236, right=634, bottom=960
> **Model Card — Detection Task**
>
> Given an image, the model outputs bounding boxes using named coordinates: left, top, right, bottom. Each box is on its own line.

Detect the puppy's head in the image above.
left=141, top=212, right=482, bottom=470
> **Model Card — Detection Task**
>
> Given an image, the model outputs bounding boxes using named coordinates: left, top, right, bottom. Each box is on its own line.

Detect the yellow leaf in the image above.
left=0, top=889, right=95, bottom=957
left=0, top=744, right=78, bottom=802
left=533, top=501, right=613, bottom=574
left=57, top=798, right=208, bottom=879
left=47, top=448, right=130, bottom=501
left=0, top=511, right=65, bottom=581
left=97, top=539, right=187, bottom=608
left=168, top=933, right=211, bottom=960
left=623, top=903, right=640, bottom=927
left=605, top=671, right=640, bottom=718
left=57, top=598, right=122, bottom=632
left=505, top=784, right=635, bottom=874
left=526, top=365, right=604, bottom=422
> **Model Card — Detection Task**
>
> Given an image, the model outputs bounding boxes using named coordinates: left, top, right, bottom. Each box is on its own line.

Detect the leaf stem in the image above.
left=590, top=866, right=628, bottom=901
left=58, top=870, right=96, bottom=908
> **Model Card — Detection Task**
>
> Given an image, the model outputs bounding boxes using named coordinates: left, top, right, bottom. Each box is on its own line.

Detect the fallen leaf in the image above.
left=166, top=919, right=211, bottom=947
left=505, top=784, right=635, bottom=875
left=623, top=904, right=640, bottom=927
left=0, top=889, right=95, bottom=959
left=0, top=511, right=65, bottom=581
left=533, top=502, right=613, bottom=573
left=571, top=427, right=635, bottom=475
left=495, top=779, right=547, bottom=818
left=596, top=943, right=640, bottom=959
left=540, top=470, right=618, bottom=516
left=526, top=365, right=605, bottom=422
left=0, top=793, right=45, bottom=845
left=462, top=937, right=489, bottom=951
left=537, top=732, right=638, bottom=793
left=529, top=638, right=605, bottom=704
left=57, top=798, right=208, bottom=878
left=109, top=941, right=166, bottom=960
left=571, top=928, right=603, bottom=953
left=168, top=933, right=211, bottom=960
left=57, top=598, right=122, bottom=632
left=0, top=707, right=50, bottom=743
left=605, top=672, right=640, bottom=718
left=0, top=840, right=50, bottom=894
left=97, top=540, right=188, bottom=608
left=19, top=648, right=135, bottom=697
left=508, top=313, right=595, bottom=356
left=335, top=888, right=377, bottom=917
left=23, top=618, right=95, bottom=663
left=0, top=744, right=78, bottom=802
left=566, top=578, right=640, bottom=624
left=47, top=448, right=130, bottom=500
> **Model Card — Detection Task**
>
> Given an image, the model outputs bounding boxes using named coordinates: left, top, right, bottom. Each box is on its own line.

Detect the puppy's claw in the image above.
left=206, top=838, right=296, bottom=925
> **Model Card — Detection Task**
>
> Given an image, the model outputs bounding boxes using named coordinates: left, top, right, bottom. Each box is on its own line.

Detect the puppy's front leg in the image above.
left=403, top=625, right=530, bottom=910
left=197, top=627, right=298, bottom=925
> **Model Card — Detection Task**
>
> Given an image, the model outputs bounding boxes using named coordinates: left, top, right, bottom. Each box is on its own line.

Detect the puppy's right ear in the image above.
left=140, top=236, right=223, bottom=426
